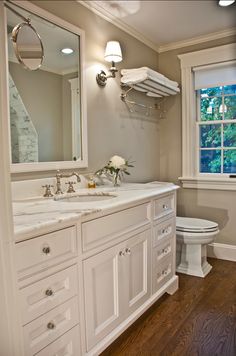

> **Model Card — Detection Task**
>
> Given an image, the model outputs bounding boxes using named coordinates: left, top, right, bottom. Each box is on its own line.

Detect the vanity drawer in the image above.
left=35, top=325, right=81, bottom=356
left=15, top=226, right=77, bottom=279
left=82, top=203, right=150, bottom=251
left=23, top=297, right=79, bottom=356
left=153, top=238, right=173, bottom=264
left=154, top=194, right=175, bottom=220
left=20, top=265, right=78, bottom=325
left=153, top=217, right=175, bottom=247
left=152, top=257, right=174, bottom=293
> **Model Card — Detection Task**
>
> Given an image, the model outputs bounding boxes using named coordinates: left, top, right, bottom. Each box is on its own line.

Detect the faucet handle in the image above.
left=42, top=185, right=54, bottom=197
left=66, top=181, right=76, bottom=193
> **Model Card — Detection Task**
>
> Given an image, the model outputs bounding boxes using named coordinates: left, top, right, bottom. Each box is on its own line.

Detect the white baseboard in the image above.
left=207, top=242, right=236, bottom=262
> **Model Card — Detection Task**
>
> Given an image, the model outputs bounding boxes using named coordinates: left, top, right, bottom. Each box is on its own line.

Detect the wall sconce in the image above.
left=96, top=41, right=122, bottom=86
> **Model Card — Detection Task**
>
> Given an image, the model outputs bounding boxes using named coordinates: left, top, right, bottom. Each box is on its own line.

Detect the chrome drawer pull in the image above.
left=119, top=250, right=125, bottom=257
left=45, top=288, right=54, bottom=297
left=47, top=321, right=55, bottom=330
left=42, top=246, right=51, bottom=255
left=161, top=227, right=170, bottom=235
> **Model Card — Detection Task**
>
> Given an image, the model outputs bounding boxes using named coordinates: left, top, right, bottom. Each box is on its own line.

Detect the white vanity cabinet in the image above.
left=83, top=228, right=151, bottom=350
left=15, top=225, right=81, bottom=356
left=13, top=189, right=178, bottom=356
left=81, top=192, right=177, bottom=354
left=152, top=193, right=176, bottom=295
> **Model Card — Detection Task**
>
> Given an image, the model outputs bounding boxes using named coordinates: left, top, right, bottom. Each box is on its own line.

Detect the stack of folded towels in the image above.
left=121, top=67, right=180, bottom=97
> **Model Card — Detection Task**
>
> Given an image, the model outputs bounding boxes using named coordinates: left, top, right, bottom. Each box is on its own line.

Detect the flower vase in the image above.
left=113, top=171, right=121, bottom=187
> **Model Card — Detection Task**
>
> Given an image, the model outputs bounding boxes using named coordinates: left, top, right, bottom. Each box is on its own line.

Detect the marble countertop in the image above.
left=13, top=182, right=179, bottom=240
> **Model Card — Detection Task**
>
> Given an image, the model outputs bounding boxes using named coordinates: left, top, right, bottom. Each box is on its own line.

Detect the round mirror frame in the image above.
left=11, top=21, right=44, bottom=71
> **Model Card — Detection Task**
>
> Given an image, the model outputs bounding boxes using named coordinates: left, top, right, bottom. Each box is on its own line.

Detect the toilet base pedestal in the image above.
left=176, top=243, right=212, bottom=278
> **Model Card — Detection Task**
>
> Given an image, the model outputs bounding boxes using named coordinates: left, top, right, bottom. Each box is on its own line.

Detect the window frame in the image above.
left=178, top=43, right=236, bottom=191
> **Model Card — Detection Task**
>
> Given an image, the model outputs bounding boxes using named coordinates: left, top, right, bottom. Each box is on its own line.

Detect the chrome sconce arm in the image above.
left=96, top=61, right=118, bottom=86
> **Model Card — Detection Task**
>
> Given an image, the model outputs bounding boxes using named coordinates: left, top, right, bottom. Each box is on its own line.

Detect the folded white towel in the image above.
left=146, top=92, right=162, bottom=98
left=121, top=72, right=149, bottom=85
left=121, top=66, right=179, bottom=89
left=132, top=85, right=148, bottom=93
left=122, top=76, right=179, bottom=95
left=165, top=78, right=179, bottom=88
left=121, top=67, right=165, bottom=81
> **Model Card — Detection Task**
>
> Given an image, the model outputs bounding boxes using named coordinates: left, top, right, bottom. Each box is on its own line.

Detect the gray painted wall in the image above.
left=9, top=62, right=63, bottom=162
left=11, top=1, right=235, bottom=247
left=158, top=36, right=236, bottom=246
left=13, top=0, right=160, bottom=182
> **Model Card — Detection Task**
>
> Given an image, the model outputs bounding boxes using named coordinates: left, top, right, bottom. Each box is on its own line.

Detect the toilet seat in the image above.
left=176, top=217, right=218, bottom=233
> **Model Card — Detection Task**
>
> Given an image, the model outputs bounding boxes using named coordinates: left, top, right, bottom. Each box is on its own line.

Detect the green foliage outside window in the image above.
left=199, top=85, right=236, bottom=173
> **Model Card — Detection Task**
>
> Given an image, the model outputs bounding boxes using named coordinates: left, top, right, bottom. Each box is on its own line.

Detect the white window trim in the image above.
left=178, top=43, right=236, bottom=191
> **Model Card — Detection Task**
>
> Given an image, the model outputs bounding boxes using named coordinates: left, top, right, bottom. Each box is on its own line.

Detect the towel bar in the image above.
left=120, top=87, right=166, bottom=116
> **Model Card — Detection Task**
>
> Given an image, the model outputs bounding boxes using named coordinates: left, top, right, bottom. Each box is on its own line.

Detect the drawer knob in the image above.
left=125, top=248, right=131, bottom=255
left=45, top=288, right=53, bottom=297
left=119, top=250, right=125, bottom=257
left=47, top=321, right=55, bottom=330
left=42, top=246, right=51, bottom=255
left=163, top=204, right=168, bottom=210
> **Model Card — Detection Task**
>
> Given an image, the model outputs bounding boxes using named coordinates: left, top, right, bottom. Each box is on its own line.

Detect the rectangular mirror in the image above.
left=5, top=1, right=87, bottom=173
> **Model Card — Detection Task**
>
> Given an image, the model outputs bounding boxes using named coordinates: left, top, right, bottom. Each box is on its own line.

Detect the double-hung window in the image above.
left=197, top=84, right=236, bottom=175
left=178, top=44, right=236, bottom=190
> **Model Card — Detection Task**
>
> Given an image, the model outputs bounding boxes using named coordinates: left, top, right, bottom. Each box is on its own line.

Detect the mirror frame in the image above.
left=4, top=0, right=88, bottom=173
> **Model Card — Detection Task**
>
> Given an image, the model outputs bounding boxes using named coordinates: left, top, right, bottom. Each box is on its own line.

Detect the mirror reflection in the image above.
left=7, top=4, right=82, bottom=164
left=12, top=21, right=44, bottom=71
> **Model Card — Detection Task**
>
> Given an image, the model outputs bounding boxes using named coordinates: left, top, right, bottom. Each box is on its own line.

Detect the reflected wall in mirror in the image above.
left=6, top=2, right=87, bottom=172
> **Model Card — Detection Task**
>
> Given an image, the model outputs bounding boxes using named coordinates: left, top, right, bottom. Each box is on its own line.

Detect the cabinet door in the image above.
left=124, top=229, right=151, bottom=316
left=83, top=241, right=126, bottom=351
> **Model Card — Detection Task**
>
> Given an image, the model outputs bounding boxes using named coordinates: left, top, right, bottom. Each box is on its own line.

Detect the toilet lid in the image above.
left=176, top=217, right=218, bottom=232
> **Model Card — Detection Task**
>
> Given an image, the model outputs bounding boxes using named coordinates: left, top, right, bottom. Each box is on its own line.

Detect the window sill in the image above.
left=179, top=177, right=236, bottom=191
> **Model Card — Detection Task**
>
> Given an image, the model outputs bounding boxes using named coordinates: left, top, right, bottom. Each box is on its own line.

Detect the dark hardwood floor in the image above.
left=101, top=258, right=236, bottom=356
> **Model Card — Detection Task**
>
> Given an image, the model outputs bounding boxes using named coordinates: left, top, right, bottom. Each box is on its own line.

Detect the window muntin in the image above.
left=197, top=84, right=236, bottom=174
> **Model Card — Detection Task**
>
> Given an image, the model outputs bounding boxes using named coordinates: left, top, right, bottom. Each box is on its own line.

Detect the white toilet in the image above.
left=176, top=217, right=219, bottom=278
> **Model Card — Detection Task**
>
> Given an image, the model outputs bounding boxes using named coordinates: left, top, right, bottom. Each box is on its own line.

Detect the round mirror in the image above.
left=11, top=21, right=44, bottom=71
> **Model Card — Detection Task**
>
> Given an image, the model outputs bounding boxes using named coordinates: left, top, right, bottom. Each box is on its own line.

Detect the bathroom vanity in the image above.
left=1, top=3, right=179, bottom=354
left=13, top=182, right=179, bottom=355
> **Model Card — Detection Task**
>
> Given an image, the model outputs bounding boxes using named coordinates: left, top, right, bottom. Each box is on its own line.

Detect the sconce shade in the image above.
left=104, top=41, right=122, bottom=63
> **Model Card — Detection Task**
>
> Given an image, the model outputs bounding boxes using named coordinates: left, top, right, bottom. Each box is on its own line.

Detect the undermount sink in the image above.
left=13, top=196, right=53, bottom=203
left=55, top=193, right=117, bottom=203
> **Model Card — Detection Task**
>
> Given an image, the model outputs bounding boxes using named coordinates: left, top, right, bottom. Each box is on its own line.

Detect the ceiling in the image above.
left=80, top=0, right=236, bottom=52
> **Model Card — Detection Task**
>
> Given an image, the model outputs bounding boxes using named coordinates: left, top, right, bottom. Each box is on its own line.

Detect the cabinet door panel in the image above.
left=125, top=229, right=151, bottom=315
left=83, top=242, right=125, bottom=351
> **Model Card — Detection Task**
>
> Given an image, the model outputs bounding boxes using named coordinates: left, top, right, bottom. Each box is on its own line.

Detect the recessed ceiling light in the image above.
left=219, top=0, right=235, bottom=6
left=61, top=48, right=74, bottom=55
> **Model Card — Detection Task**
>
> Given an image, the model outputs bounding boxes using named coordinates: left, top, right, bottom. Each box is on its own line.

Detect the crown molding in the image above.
left=78, top=0, right=159, bottom=53
left=154, top=28, right=236, bottom=53
left=78, top=1, right=236, bottom=54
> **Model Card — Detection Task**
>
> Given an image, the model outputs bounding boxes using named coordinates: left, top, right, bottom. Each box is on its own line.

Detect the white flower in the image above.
left=109, top=155, right=126, bottom=169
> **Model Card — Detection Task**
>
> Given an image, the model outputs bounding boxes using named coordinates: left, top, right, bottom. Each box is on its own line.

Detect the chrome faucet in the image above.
left=55, top=170, right=81, bottom=194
